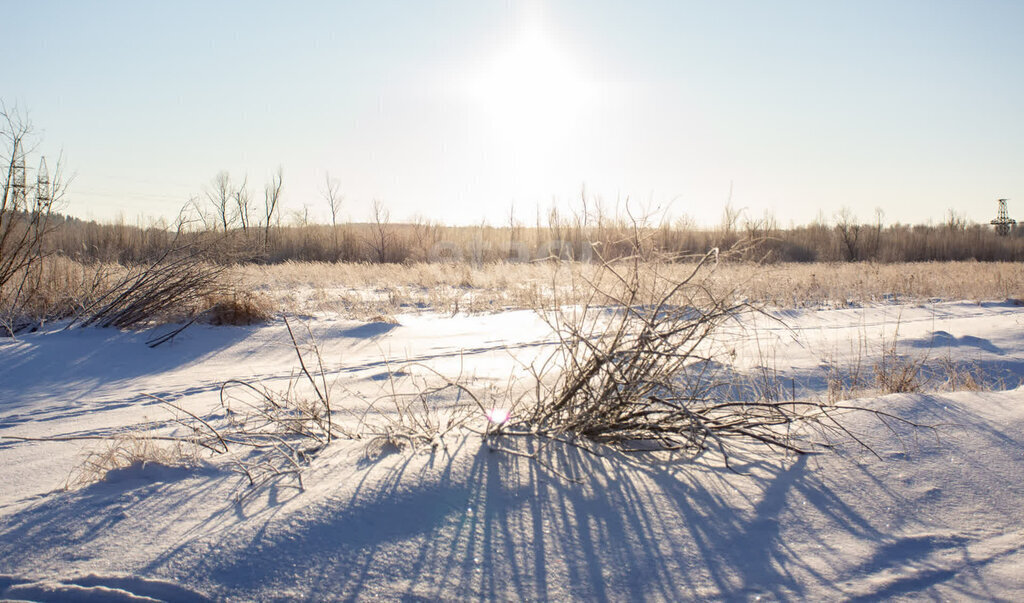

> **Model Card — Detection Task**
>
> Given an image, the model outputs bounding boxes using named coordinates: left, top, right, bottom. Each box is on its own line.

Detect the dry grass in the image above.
left=201, top=291, right=276, bottom=326
left=7, top=256, right=1021, bottom=330
left=826, top=328, right=1001, bottom=402
left=66, top=435, right=201, bottom=489
left=231, top=260, right=1024, bottom=319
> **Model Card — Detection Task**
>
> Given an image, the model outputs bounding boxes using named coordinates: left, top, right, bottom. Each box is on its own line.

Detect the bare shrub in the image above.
left=872, top=323, right=928, bottom=394
left=827, top=364, right=870, bottom=403
left=874, top=352, right=925, bottom=393
left=66, top=435, right=201, bottom=490
left=355, top=353, right=501, bottom=462
left=468, top=225, right=931, bottom=466
left=216, top=318, right=342, bottom=463
left=824, top=326, right=1004, bottom=402
left=939, top=357, right=985, bottom=392
left=523, top=252, right=740, bottom=445
left=146, top=316, right=473, bottom=495
left=138, top=316, right=362, bottom=496
left=492, top=247, right=835, bottom=463
left=201, top=291, right=275, bottom=326
left=357, top=374, right=476, bottom=462
left=69, top=223, right=226, bottom=330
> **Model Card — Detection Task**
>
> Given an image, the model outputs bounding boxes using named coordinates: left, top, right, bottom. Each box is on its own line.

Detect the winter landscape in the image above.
left=2, top=257, right=1024, bottom=601
left=5, top=1, right=1024, bottom=601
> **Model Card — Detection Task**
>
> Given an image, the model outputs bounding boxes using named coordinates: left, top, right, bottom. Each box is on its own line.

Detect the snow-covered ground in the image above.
left=2, top=300, right=1024, bottom=601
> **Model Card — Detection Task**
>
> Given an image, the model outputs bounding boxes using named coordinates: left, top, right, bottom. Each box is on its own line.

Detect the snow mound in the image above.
left=0, top=574, right=211, bottom=602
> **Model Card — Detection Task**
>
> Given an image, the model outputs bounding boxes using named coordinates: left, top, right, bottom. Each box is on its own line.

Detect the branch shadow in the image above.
left=133, top=437, right=936, bottom=600
left=2, top=420, right=1017, bottom=600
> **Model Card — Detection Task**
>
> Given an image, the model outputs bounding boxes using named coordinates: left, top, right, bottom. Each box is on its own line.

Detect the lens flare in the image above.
left=486, top=408, right=510, bottom=425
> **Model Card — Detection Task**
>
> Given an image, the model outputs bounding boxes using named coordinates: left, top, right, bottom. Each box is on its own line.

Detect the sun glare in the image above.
left=468, top=31, right=595, bottom=163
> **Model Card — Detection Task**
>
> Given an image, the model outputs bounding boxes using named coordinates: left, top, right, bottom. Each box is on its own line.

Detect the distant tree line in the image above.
left=41, top=197, right=1024, bottom=266
left=8, top=106, right=1022, bottom=336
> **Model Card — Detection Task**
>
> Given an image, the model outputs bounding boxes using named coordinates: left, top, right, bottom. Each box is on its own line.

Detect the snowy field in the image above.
left=2, top=298, right=1024, bottom=601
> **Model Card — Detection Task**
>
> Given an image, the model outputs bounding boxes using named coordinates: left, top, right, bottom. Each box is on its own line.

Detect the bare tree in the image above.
left=738, top=210, right=778, bottom=261
left=945, top=208, right=966, bottom=232
left=835, top=207, right=862, bottom=262
left=717, top=201, right=745, bottom=251
left=291, top=204, right=312, bottom=227
left=262, top=168, right=283, bottom=254
left=187, top=195, right=216, bottom=231
left=290, top=203, right=313, bottom=256
left=409, top=213, right=440, bottom=261
left=367, top=199, right=393, bottom=263
left=1, top=106, right=70, bottom=334
left=206, top=171, right=235, bottom=232
left=507, top=202, right=520, bottom=260
left=234, top=175, right=251, bottom=235
left=321, top=172, right=343, bottom=256
left=865, top=207, right=885, bottom=260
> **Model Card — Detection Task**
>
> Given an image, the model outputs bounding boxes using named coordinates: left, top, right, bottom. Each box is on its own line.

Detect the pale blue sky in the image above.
left=4, top=0, right=1023, bottom=227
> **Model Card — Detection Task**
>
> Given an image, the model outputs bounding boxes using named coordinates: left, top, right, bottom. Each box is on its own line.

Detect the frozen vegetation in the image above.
left=2, top=283, right=1024, bottom=600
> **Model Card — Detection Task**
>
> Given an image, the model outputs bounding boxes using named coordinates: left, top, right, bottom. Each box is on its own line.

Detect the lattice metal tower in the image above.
left=991, top=199, right=1016, bottom=236
left=9, top=139, right=26, bottom=207
left=36, top=157, right=50, bottom=206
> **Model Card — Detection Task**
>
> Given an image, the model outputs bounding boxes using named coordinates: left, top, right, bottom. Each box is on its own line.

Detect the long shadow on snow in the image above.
left=0, top=324, right=256, bottom=390
left=905, top=331, right=1006, bottom=356
left=0, top=324, right=258, bottom=426
left=0, top=463, right=225, bottom=600
left=124, top=441, right=915, bottom=600
left=2, top=429, right=1015, bottom=600
left=0, top=322, right=551, bottom=429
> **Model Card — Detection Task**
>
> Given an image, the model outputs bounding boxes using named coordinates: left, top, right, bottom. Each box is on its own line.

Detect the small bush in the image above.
left=66, top=435, right=200, bottom=489
left=874, top=350, right=925, bottom=394
left=485, top=233, right=854, bottom=464
left=355, top=365, right=480, bottom=462
left=473, top=224, right=931, bottom=466
left=512, top=250, right=755, bottom=455
left=202, top=291, right=275, bottom=325
left=70, top=237, right=225, bottom=330
left=148, top=317, right=348, bottom=495
left=937, top=356, right=999, bottom=392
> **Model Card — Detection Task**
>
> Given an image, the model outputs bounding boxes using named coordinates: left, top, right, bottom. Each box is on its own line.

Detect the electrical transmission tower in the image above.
left=10, top=139, right=26, bottom=207
left=36, top=157, right=50, bottom=206
left=990, top=199, right=1016, bottom=236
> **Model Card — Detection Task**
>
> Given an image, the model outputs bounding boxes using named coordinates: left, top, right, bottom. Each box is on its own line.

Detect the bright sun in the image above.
left=468, top=31, right=595, bottom=162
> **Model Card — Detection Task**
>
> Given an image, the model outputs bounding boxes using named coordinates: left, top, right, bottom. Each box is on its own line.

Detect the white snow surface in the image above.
left=2, top=300, right=1024, bottom=601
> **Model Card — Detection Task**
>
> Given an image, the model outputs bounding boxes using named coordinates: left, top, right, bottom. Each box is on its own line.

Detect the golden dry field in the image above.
left=233, top=260, right=1024, bottom=318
